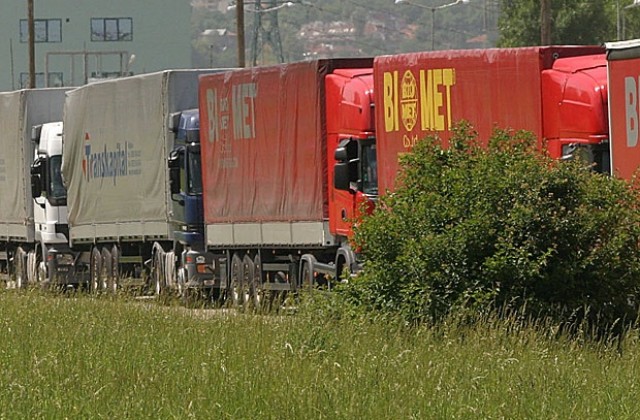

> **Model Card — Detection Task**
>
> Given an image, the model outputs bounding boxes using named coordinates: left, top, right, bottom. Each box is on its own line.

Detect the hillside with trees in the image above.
left=191, top=0, right=640, bottom=67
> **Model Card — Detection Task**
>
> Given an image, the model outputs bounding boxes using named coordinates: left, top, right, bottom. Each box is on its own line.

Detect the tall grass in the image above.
left=1, top=288, right=639, bottom=419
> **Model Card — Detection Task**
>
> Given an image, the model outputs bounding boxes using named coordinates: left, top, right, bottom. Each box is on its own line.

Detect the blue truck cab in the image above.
left=168, top=109, right=217, bottom=289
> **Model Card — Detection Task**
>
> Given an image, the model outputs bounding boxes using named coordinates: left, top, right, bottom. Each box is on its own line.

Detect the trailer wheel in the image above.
left=250, top=254, right=263, bottom=310
left=101, top=247, right=112, bottom=292
left=176, top=266, right=187, bottom=297
left=14, top=247, right=27, bottom=289
left=152, top=246, right=166, bottom=297
left=38, top=261, right=48, bottom=290
left=89, top=247, right=102, bottom=293
left=229, top=253, right=244, bottom=307
left=110, top=245, right=120, bottom=293
left=164, top=251, right=177, bottom=291
left=242, top=254, right=258, bottom=310
left=26, top=249, right=39, bottom=285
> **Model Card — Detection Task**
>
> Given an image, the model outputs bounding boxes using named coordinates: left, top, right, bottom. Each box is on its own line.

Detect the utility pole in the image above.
left=236, top=0, right=246, bottom=67
left=540, top=0, right=551, bottom=45
left=250, top=0, right=284, bottom=66
left=28, top=0, right=36, bottom=88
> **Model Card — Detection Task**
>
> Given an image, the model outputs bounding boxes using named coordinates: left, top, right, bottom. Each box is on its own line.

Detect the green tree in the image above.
left=497, top=0, right=614, bottom=47
left=348, top=123, right=640, bottom=328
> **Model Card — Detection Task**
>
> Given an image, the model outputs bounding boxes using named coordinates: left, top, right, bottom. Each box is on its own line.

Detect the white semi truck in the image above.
left=0, top=88, right=69, bottom=288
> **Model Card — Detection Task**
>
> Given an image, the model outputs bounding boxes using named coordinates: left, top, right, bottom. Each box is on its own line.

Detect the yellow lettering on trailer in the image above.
left=383, top=67, right=456, bottom=145
left=383, top=71, right=399, bottom=132
left=419, top=68, right=455, bottom=131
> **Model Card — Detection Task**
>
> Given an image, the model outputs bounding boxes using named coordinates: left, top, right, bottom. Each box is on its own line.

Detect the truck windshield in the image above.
left=49, top=155, right=66, bottom=200
left=187, top=147, right=203, bottom=195
left=361, top=141, right=378, bottom=196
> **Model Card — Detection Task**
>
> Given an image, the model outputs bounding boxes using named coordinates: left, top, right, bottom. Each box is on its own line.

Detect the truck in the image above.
left=6, top=47, right=612, bottom=300
left=168, top=47, right=613, bottom=305
left=371, top=46, right=610, bottom=192
left=54, top=69, right=223, bottom=292
left=154, top=59, right=375, bottom=304
left=606, top=39, right=640, bottom=180
left=0, top=88, right=69, bottom=288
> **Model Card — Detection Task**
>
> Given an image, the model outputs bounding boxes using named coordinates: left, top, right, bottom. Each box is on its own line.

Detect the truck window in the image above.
left=49, top=155, right=66, bottom=200
left=360, top=141, right=378, bottom=196
left=187, top=147, right=203, bottom=195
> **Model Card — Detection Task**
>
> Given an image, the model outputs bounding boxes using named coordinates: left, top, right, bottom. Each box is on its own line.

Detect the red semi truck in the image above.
left=373, top=46, right=609, bottom=191
left=198, top=59, right=374, bottom=302
left=186, top=47, right=611, bottom=303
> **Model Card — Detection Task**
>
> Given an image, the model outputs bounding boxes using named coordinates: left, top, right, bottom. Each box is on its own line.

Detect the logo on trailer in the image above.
left=82, top=131, right=141, bottom=184
left=400, top=71, right=418, bottom=132
left=206, top=82, right=257, bottom=143
left=383, top=67, right=456, bottom=148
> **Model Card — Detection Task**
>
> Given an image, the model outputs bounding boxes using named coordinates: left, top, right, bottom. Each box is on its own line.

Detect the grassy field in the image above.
left=1, top=289, right=639, bottom=419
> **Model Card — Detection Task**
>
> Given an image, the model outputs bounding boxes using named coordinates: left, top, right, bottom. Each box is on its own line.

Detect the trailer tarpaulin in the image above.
left=199, top=62, right=326, bottom=225
left=62, top=71, right=206, bottom=240
left=0, top=89, right=67, bottom=240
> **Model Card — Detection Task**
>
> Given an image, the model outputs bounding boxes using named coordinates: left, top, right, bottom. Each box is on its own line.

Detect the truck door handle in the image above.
left=341, top=209, right=347, bottom=220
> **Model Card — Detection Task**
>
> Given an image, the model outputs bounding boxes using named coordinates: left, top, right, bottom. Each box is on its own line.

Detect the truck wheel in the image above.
left=38, top=261, right=49, bottom=290
left=110, top=245, right=120, bottom=293
left=89, top=247, right=102, bottom=293
left=250, top=254, right=263, bottom=310
left=101, top=248, right=112, bottom=292
left=229, top=253, right=244, bottom=307
left=152, top=246, right=166, bottom=298
left=27, top=249, right=38, bottom=285
left=14, top=247, right=27, bottom=289
left=242, top=254, right=256, bottom=310
left=164, top=251, right=177, bottom=291
left=176, top=266, right=187, bottom=297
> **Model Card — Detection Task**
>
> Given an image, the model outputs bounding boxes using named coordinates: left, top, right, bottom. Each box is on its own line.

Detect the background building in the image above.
left=0, top=0, right=192, bottom=91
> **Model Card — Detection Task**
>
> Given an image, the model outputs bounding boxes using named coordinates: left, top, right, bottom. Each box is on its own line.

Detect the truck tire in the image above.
left=27, top=249, right=38, bottom=285
left=101, top=247, right=112, bottom=292
left=229, top=253, right=244, bottom=307
left=89, top=247, right=102, bottom=293
left=110, top=245, right=120, bottom=293
left=152, top=246, right=166, bottom=297
left=242, top=254, right=258, bottom=310
left=14, top=247, right=27, bottom=289
left=164, top=250, right=177, bottom=291
left=250, top=254, right=263, bottom=310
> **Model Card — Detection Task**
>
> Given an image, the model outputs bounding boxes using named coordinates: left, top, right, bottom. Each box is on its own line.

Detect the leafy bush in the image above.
left=347, top=123, right=640, bottom=328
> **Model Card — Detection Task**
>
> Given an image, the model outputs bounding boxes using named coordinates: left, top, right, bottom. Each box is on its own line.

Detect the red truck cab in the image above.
left=327, top=69, right=377, bottom=238
left=541, top=53, right=609, bottom=173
